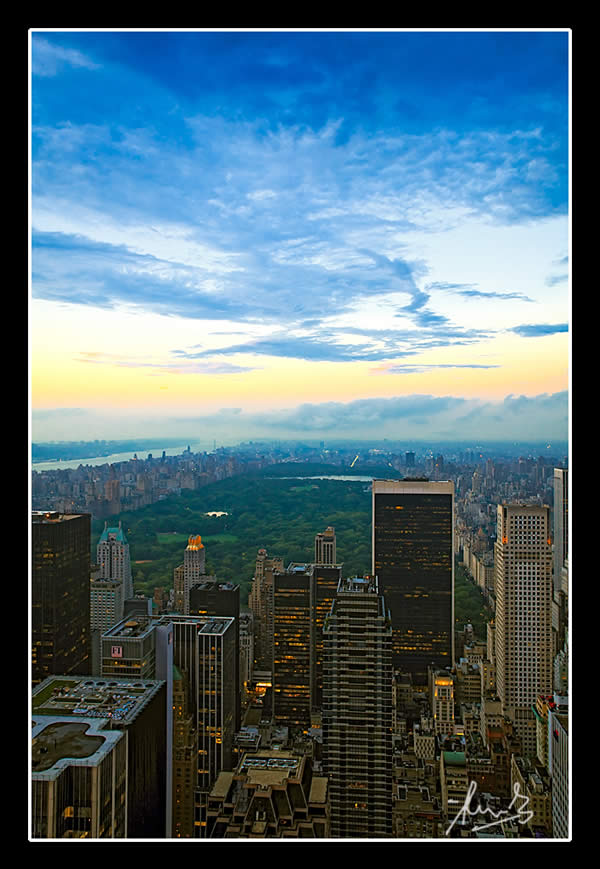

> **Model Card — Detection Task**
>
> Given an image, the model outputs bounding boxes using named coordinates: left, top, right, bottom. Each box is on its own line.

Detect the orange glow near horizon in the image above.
left=31, top=338, right=568, bottom=412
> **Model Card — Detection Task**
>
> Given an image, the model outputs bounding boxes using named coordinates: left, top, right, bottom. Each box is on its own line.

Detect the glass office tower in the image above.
left=372, top=480, right=454, bottom=685
left=31, top=511, right=92, bottom=686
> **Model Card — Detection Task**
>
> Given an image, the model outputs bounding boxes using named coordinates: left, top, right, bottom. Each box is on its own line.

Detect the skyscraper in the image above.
left=31, top=511, right=92, bottom=686
left=96, top=521, right=133, bottom=600
left=272, top=564, right=313, bottom=729
left=494, top=504, right=553, bottom=757
left=248, top=548, right=284, bottom=671
left=172, top=665, right=198, bottom=838
left=173, top=535, right=212, bottom=614
left=161, top=614, right=237, bottom=836
left=189, top=579, right=241, bottom=731
left=314, top=526, right=336, bottom=565
left=322, top=575, right=393, bottom=838
left=311, top=563, right=342, bottom=712
left=552, top=468, right=569, bottom=661
left=553, top=468, right=568, bottom=594
left=372, top=479, right=454, bottom=685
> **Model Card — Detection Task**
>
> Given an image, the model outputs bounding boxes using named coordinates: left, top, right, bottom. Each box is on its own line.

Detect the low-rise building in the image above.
left=205, top=750, right=329, bottom=838
left=511, top=754, right=553, bottom=837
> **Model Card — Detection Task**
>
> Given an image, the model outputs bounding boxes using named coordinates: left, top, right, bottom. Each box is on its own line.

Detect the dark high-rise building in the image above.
left=272, top=565, right=313, bottom=729
left=272, top=562, right=343, bottom=726
left=322, top=575, right=393, bottom=838
left=372, top=480, right=454, bottom=685
left=189, top=580, right=241, bottom=731
left=161, top=614, right=237, bottom=836
left=31, top=511, right=92, bottom=686
left=172, top=664, right=197, bottom=839
left=405, top=451, right=415, bottom=468
left=311, top=564, right=342, bottom=712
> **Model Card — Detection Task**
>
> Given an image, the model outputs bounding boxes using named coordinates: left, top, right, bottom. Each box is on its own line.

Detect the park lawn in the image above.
left=156, top=532, right=191, bottom=545
left=201, top=533, right=239, bottom=544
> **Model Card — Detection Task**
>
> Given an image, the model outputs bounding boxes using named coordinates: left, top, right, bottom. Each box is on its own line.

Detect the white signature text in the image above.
left=445, top=780, right=534, bottom=836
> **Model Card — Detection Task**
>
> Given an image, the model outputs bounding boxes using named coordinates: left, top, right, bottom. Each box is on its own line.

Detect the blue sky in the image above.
left=30, top=29, right=570, bottom=444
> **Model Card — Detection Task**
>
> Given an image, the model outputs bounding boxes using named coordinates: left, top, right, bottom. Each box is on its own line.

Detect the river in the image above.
left=31, top=442, right=219, bottom=473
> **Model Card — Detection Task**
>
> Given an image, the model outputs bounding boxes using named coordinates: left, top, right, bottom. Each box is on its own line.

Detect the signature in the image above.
left=445, top=780, right=534, bottom=836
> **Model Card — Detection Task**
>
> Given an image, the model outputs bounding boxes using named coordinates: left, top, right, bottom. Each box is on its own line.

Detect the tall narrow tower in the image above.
left=372, top=479, right=454, bottom=684
left=248, top=548, right=284, bottom=671
left=97, top=521, right=133, bottom=600
left=315, top=526, right=336, bottom=565
left=189, top=580, right=241, bottom=732
left=553, top=468, right=568, bottom=594
left=322, top=575, right=393, bottom=838
left=173, top=535, right=210, bottom=615
left=494, top=503, right=553, bottom=756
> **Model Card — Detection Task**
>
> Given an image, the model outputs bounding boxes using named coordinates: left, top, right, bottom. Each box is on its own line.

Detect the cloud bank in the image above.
left=32, top=392, right=568, bottom=444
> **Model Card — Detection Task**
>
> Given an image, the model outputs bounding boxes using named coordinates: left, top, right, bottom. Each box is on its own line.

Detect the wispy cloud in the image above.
left=426, top=282, right=534, bottom=303
left=372, top=363, right=501, bottom=375
left=510, top=323, right=568, bottom=337
left=32, top=36, right=100, bottom=77
left=545, top=274, right=568, bottom=287
left=75, top=351, right=257, bottom=375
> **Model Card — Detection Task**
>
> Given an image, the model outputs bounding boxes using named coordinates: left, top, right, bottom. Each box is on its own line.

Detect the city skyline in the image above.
left=30, top=28, right=570, bottom=445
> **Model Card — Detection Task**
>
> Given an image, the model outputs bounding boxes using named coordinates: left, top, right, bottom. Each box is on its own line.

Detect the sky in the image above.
left=30, top=29, right=570, bottom=445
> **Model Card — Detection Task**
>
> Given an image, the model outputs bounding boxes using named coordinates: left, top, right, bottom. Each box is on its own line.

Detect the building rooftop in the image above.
left=103, top=615, right=155, bottom=640
left=31, top=716, right=125, bottom=780
left=338, top=576, right=378, bottom=594
left=32, top=511, right=87, bottom=524
left=238, top=751, right=302, bottom=785
left=99, top=522, right=127, bottom=543
left=32, top=675, right=165, bottom=724
left=192, top=580, right=239, bottom=592
left=156, top=613, right=235, bottom=636
left=186, top=534, right=204, bottom=551
left=442, top=751, right=466, bottom=766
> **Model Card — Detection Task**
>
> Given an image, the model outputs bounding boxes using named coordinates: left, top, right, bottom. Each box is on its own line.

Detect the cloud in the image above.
left=426, top=282, right=534, bottom=303
left=32, top=36, right=100, bottom=77
left=545, top=274, right=568, bottom=287
left=166, top=390, right=568, bottom=441
left=32, top=391, right=568, bottom=444
left=173, top=318, right=497, bottom=364
left=173, top=335, right=407, bottom=364
left=510, top=323, right=568, bottom=337
left=31, top=407, right=90, bottom=419
left=30, top=31, right=568, bottom=411
left=74, top=351, right=257, bottom=375
left=372, top=363, right=501, bottom=374
left=31, top=97, right=567, bottom=335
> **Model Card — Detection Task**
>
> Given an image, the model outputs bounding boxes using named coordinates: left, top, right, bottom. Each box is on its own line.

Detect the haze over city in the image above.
left=30, top=29, right=569, bottom=446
